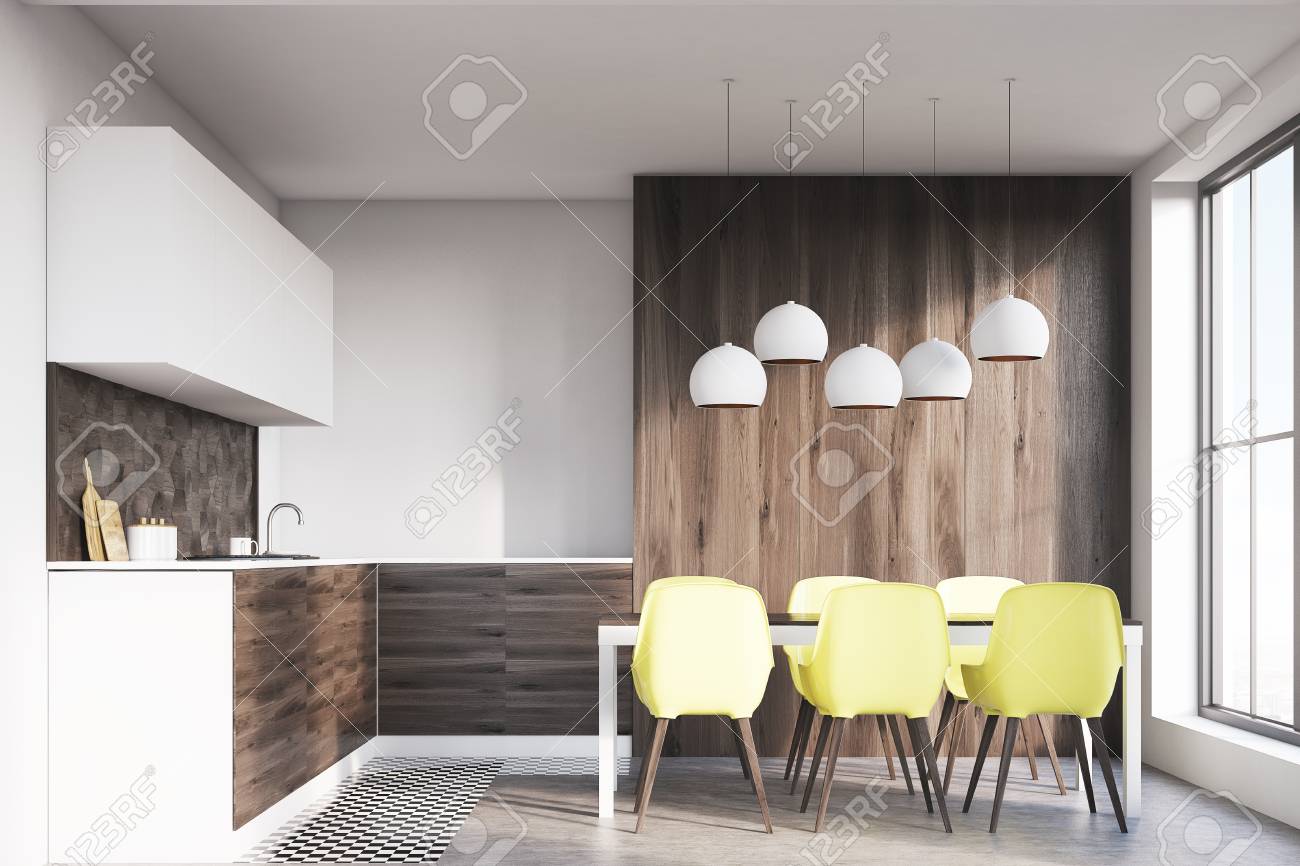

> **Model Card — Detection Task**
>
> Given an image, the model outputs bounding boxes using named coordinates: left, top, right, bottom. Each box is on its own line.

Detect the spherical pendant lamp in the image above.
left=900, top=338, right=972, bottom=401
left=689, top=343, right=768, bottom=408
left=824, top=345, right=902, bottom=408
left=971, top=296, right=1050, bottom=361
left=754, top=301, right=828, bottom=365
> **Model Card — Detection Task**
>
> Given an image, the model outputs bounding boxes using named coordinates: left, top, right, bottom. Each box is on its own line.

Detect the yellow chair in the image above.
left=960, top=583, right=1127, bottom=833
left=633, top=575, right=754, bottom=800
left=798, top=583, right=953, bottom=832
left=631, top=581, right=775, bottom=833
left=934, top=576, right=1066, bottom=796
left=782, top=576, right=903, bottom=795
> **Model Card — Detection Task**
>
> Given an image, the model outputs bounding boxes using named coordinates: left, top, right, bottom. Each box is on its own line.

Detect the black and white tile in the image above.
left=244, top=758, right=499, bottom=863
left=244, top=756, right=629, bottom=863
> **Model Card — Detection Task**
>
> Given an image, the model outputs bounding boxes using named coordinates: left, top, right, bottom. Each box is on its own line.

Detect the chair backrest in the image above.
left=784, top=576, right=876, bottom=669
left=979, top=583, right=1124, bottom=718
left=935, top=575, right=1025, bottom=619
left=802, top=583, right=950, bottom=718
left=644, top=575, right=734, bottom=598
left=632, top=582, right=774, bottom=720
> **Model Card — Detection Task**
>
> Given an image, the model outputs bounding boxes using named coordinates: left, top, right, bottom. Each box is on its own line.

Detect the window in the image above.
left=1201, top=138, right=1297, bottom=744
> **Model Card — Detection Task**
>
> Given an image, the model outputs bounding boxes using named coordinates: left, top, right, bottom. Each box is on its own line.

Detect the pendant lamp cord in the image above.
left=725, top=78, right=732, bottom=176
left=861, top=79, right=866, bottom=175
left=928, top=97, right=938, bottom=335
left=787, top=100, right=794, bottom=173
left=1006, top=77, right=1015, bottom=297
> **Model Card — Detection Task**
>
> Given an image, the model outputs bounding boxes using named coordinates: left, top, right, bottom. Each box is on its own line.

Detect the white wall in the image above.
left=1132, top=39, right=1300, bottom=829
left=274, top=200, right=633, bottom=558
left=0, top=2, right=277, bottom=863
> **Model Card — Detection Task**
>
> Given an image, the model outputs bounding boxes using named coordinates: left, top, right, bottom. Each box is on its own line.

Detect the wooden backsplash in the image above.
left=633, top=175, right=1130, bottom=757
left=46, top=364, right=257, bottom=560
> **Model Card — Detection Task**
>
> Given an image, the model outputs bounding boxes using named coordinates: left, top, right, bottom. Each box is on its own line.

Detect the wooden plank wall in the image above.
left=233, top=564, right=377, bottom=828
left=377, top=563, right=633, bottom=736
left=633, top=175, right=1130, bottom=758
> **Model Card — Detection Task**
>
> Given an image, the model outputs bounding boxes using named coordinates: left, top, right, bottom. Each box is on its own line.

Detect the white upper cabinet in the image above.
left=47, top=126, right=333, bottom=426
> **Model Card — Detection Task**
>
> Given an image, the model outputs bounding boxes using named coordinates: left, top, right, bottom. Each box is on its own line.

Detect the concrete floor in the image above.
left=437, top=757, right=1300, bottom=865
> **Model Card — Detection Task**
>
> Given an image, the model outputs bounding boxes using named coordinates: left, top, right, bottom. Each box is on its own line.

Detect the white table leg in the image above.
left=1123, top=644, right=1142, bottom=818
left=598, top=641, right=616, bottom=820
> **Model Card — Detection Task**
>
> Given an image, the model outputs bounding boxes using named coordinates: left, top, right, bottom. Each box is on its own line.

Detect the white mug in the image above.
left=231, top=536, right=260, bottom=556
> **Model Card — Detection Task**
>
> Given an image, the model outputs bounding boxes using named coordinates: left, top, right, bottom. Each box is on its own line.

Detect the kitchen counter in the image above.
left=47, top=555, right=632, bottom=571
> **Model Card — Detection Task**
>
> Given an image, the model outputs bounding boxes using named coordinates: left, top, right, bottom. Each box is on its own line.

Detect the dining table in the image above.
left=596, top=612, right=1144, bottom=821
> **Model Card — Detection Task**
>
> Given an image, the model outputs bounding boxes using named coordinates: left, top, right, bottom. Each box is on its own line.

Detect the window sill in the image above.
left=1152, top=712, right=1300, bottom=766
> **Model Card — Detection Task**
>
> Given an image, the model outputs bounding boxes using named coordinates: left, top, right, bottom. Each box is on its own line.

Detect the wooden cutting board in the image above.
left=96, top=499, right=130, bottom=562
left=81, top=458, right=106, bottom=562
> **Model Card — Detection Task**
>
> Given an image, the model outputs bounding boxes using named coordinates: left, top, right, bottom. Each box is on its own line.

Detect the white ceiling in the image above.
left=81, top=2, right=1300, bottom=199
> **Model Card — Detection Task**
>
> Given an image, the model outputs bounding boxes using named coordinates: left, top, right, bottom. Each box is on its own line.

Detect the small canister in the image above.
left=126, top=518, right=178, bottom=561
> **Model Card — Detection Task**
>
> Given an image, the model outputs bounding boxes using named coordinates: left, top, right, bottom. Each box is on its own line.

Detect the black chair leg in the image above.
left=800, top=715, right=834, bottom=812
left=875, top=715, right=897, bottom=780
left=963, top=713, right=999, bottom=813
left=790, top=711, right=821, bottom=794
left=886, top=715, right=915, bottom=795
left=989, top=716, right=1020, bottom=833
left=1071, top=715, right=1096, bottom=813
left=934, top=691, right=956, bottom=754
left=784, top=700, right=812, bottom=780
left=910, top=717, right=952, bottom=833
left=914, top=726, right=934, bottom=814
left=1087, top=717, right=1128, bottom=833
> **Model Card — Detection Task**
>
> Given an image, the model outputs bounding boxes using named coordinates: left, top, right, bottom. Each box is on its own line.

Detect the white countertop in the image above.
left=48, top=556, right=633, bottom=571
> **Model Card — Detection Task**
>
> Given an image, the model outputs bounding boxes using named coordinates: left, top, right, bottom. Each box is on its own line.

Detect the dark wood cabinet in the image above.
left=233, top=563, right=377, bottom=828
left=378, top=562, right=633, bottom=736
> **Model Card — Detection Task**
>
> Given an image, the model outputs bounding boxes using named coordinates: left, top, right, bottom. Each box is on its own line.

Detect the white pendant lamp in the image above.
left=971, top=295, right=1049, bottom=361
left=690, top=342, right=768, bottom=408
left=825, top=344, right=902, bottom=408
left=901, top=338, right=972, bottom=401
left=824, top=86, right=902, bottom=409
left=903, top=98, right=971, bottom=402
left=972, top=79, right=1049, bottom=362
left=755, top=301, right=828, bottom=365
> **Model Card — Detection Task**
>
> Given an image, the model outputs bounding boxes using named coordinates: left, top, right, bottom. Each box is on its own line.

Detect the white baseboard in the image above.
left=375, top=735, right=633, bottom=759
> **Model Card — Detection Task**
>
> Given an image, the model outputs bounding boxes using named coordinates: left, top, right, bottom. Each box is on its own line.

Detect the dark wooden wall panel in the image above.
left=378, top=563, right=632, bottom=736
left=47, top=364, right=257, bottom=560
left=233, top=564, right=376, bottom=828
left=633, top=175, right=1130, bottom=758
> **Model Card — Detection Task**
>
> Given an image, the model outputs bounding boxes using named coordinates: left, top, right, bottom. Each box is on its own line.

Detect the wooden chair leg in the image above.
left=1020, top=719, right=1039, bottom=780
left=635, top=718, right=669, bottom=833
left=1071, top=715, right=1096, bottom=813
left=784, top=700, right=812, bottom=780
left=886, top=715, right=915, bottom=795
left=814, top=718, right=847, bottom=832
left=728, top=718, right=752, bottom=782
left=963, top=713, right=999, bottom=814
left=737, top=718, right=773, bottom=834
left=633, top=751, right=648, bottom=814
left=914, top=724, right=934, bottom=815
left=875, top=715, right=896, bottom=780
left=910, top=717, right=953, bottom=833
left=800, top=715, right=834, bottom=812
left=1087, top=717, right=1128, bottom=833
left=942, top=702, right=965, bottom=795
left=934, top=691, right=956, bottom=754
left=790, top=712, right=821, bottom=794
left=989, top=716, right=1020, bottom=833
left=1036, top=714, right=1067, bottom=795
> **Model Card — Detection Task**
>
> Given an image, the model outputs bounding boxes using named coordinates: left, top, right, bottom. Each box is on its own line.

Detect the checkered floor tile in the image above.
left=244, top=758, right=500, bottom=863
left=243, top=756, right=631, bottom=863
left=501, top=755, right=631, bottom=775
